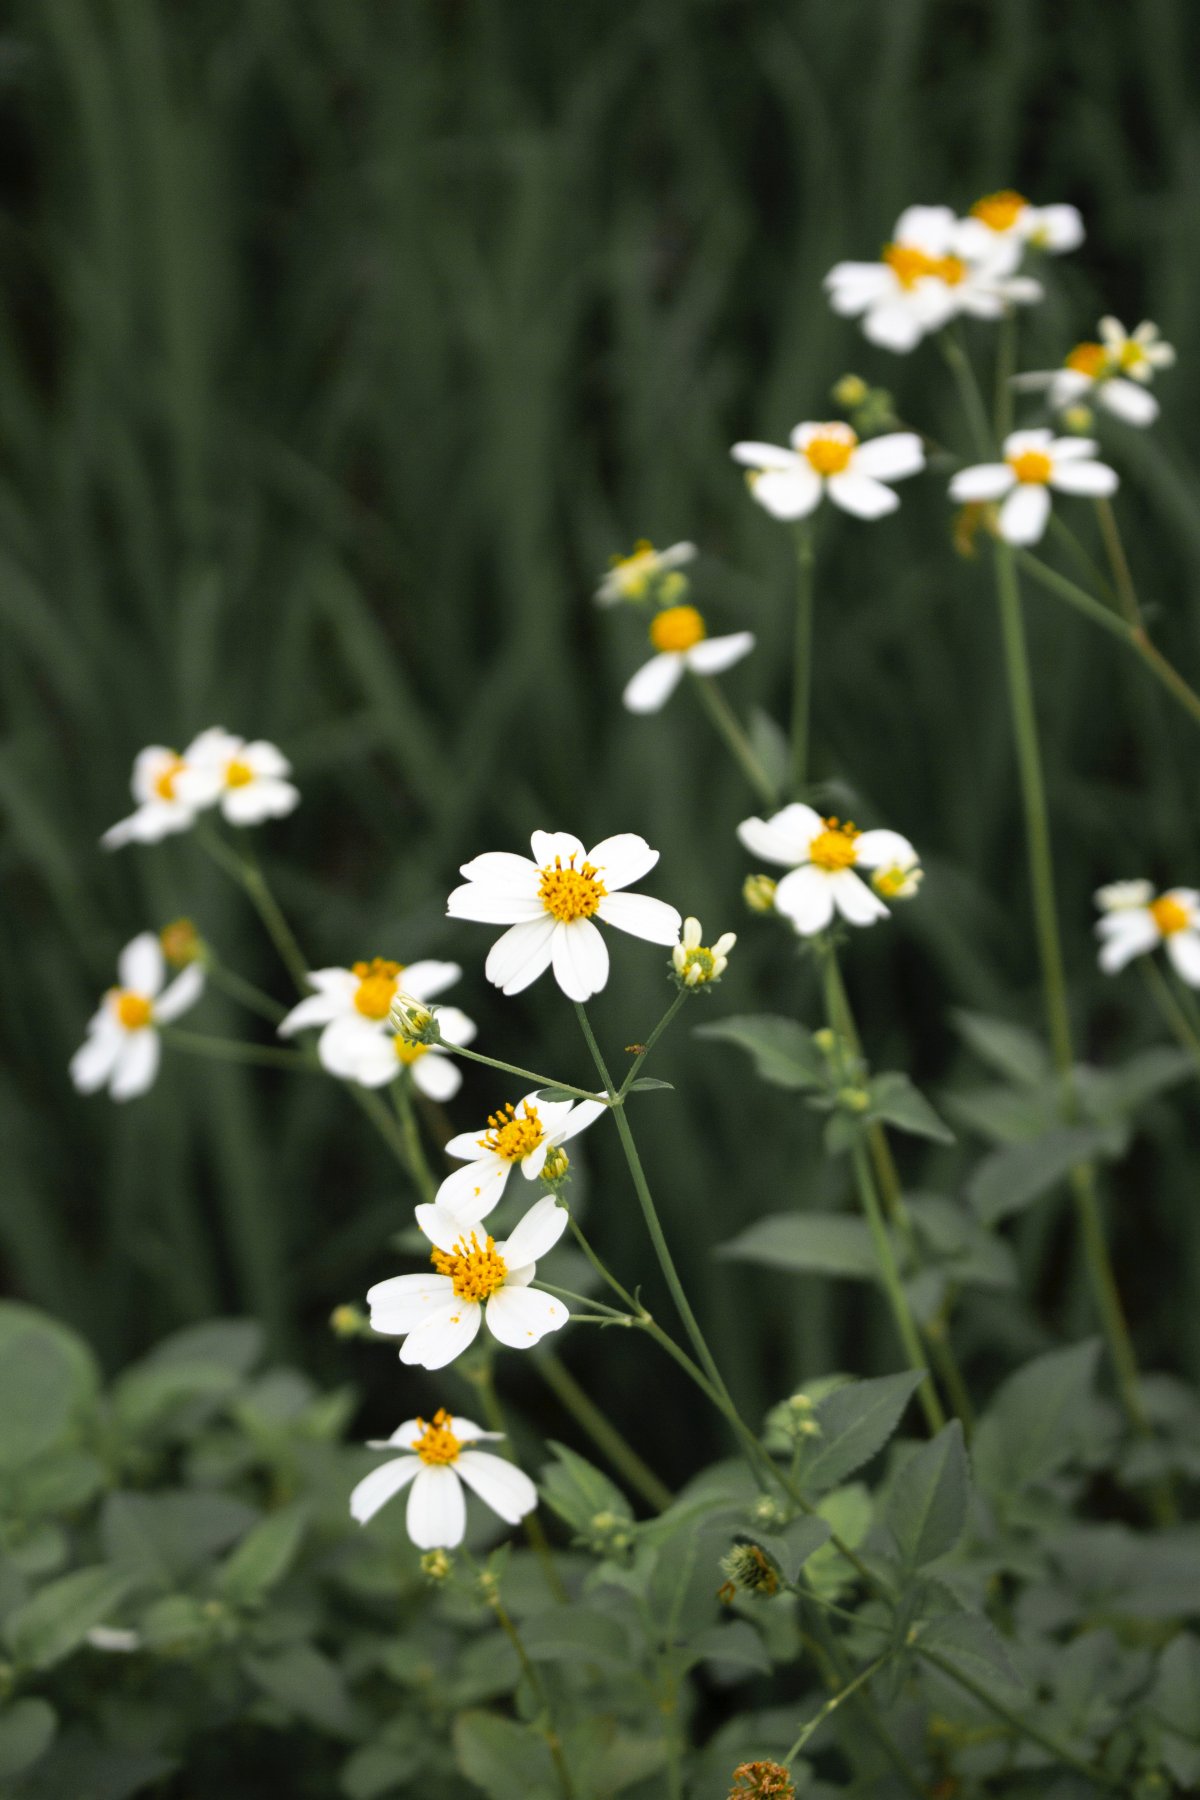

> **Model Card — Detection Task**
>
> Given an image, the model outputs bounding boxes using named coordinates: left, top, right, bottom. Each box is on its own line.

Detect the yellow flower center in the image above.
left=1150, top=895, right=1190, bottom=937
left=970, top=189, right=1027, bottom=232
left=114, top=991, right=153, bottom=1031
left=154, top=756, right=185, bottom=801
left=883, top=242, right=934, bottom=289
left=538, top=856, right=606, bottom=923
left=1065, top=341, right=1107, bottom=378
left=394, top=1037, right=429, bottom=1065
left=479, top=1101, right=545, bottom=1162
left=803, top=426, right=857, bottom=476
left=431, top=1232, right=508, bottom=1302
left=649, top=604, right=706, bottom=653
left=610, top=538, right=657, bottom=598
left=411, top=1408, right=463, bottom=1466
left=352, top=958, right=404, bottom=1019
left=225, top=759, right=255, bottom=788
left=1008, top=449, right=1053, bottom=486
left=808, top=817, right=861, bottom=872
left=1117, top=339, right=1148, bottom=373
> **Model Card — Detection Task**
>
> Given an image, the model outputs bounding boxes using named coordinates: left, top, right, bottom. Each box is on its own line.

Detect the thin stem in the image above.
left=566, top=1214, right=639, bottom=1312
left=1141, top=958, right=1200, bottom=1083
left=485, top=1590, right=576, bottom=1798
left=469, top=1358, right=568, bottom=1605
left=391, top=1078, right=437, bottom=1205
left=350, top=1085, right=414, bottom=1170
left=534, top=1348, right=673, bottom=1512
left=1095, top=494, right=1143, bottom=629
left=940, top=329, right=993, bottom=459
left=917, top=1648, right=1121, bottom=1790
left=790, top=526, right=815, bottom=794
left=993, top=309, right=1017, bottom=442
left=203, top=957, right=287, bottom=1024
left=159, top=1027, right=311, bottom=1072
left=803, top=1612, right=928, bottom=1800
left=238, top=844, right=311, bottom=994
left=784, top=1650, right=892, bottom=1765
left=450, top=1040, right=609, bottom=1107
left=690, top=674, right=777, bottom=808
left=850, top=1143, right=945, bottom=1433
left=533, top=1281, right=631, bottom=1321
left=617, top=989, right=690, bottom=1099
left=1047, top=511, right=1118, bottom=604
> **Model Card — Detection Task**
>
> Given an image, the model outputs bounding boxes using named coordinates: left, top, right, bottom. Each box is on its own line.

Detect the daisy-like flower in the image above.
left=101, top=740, right=208, bottom=848
left=70, top=932, right=205, bottom=1101
left=595, top=539, right=696, bottom=606
left=673, top=917, right=736, bottom=987
left=737, top=804, right=919, bottom=935
left=350, top=1409, right=537, bottom=1548
left=174, top=728, right=299, bottom=826
left=279, top=957, right=464, bottom=1091
left=870, top=854, right=924, bottom=903
left=623, top=604, right=755, bottom=714
left=1094, top=880, right=1200, bottom=983
left=732, top=423, right=924, bottom=522
left=947, top=429, right=1117, bottom=546
left=434, top=1091, right=606, bottom=1222
left=825, top=206, right=971, bottom=352
left=447, top=831, right=681, bottom=1004
left=1014, top=319, right=1175, bottom=429
left=367, top=1194, right=570, bottom=1369
left=958, top=189, right=1084, bottom=261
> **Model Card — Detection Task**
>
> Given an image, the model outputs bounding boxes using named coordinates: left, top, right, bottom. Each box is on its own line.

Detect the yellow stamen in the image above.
left=225, top=759, right=255, bottom=788
left=970, top=189, right=1027, bottom=232
left=1065, top=341, right=1106, bottom=378
left=538, top=856, right=606, bottom=923
left=808, top=817, right=860, bottom=873
left=803, top=425, right=857, bottom=476
left=882, top=243, right=936, bottom=290
left=431, top=1232, right=507, bottom=1302
left=411, top=1408, right=463, bottom=1466
left=931, top=254, right=966, bottom=286
left=114, top=991, right=153, bottom=1031
left=1150, top=895, right=1190, bottom=937
left=394, top=1038, right=429, bottom=1065
left=610, top=539, right=657, bottom=598
left=1117, top=340, right=1148, bottom=373
left=479, top=1100, right=544, bottom=1162
left=1008, top=449, right=1053, bottom=486
left=352, top=957, right=404, bottom=1019
left=154, top=755, right=185, bottom=802
left=650, top=604, right=706, bottom=653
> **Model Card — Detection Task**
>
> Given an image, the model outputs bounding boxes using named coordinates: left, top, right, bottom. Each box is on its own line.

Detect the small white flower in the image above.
left=350, top=1408, right=537, bottom=1549
left=957, top=190, right=1084, bottom=259
left=175, top=728, right=299, bottom=826
left=367, top=1194, right=571, bottom=1370
left=433, top=1091, right=606, bottom=1222
left=70, top=932, right=204, bottom=1101
left=673, top=917, right=736, bottom=987
left=1014, top=320, right=1175, bottom=429
left=447, top=830, right=681, bottom=1003
left=279, top=957, right=465, bottom=1094
left=623, top=603, right=754, bottom=714
left=732, top=423, right=924, bottom=522
left=824, top=206, right=970, bottom=352
left=101, top=740, right=207, bottom=849
left=948, top=429, right=1118, bottom=546
left=595, top=539, right=696, bottom=606
left=737, top=805, right=918, bottom=936
left=1094, top=881, right=1200, bottom=984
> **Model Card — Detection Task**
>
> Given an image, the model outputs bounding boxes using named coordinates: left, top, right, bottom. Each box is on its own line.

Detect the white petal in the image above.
left=1003, top=428, right=1054, bottom=453
left=153, top=964, right=205, bottom=1024
left=854, top=829, right=917, bottom=869
left=485, top=918, right=558, bottom=994
left=415, top=1203, right=476, bottom=1253
left=367, top=1273, right=455, bottom=1333
left=241, top=740, right=291, bottom=778
left=306, top=968, right=359, bottom=998
left=412, top=1054, right=462, bottom=1102
left=623, top=654, right=684, bottom=714
left=1029, top=205, right=1083, bottom=252
left=550, top=919, right=609, bottom=1001
left=729, top=440, right=796, bottom=469
left=586, top=833, right=659, bottom=891
left=552, top=1098, right=608, bottom=1144
left=278, top=992, right=341, bottom=1036
left=172, top=765, right=225, bottom=809
left=501, top=1193, right=570, bottom=1264
left=862, top=299, right=927, bottom=353
left=350, top=1456, right=420, bottom=1525
left=1096, top=911, right=1159, bottom=973
left=433, top=1157, right=510, bottom=1224
left=1049, top=460, right=1119, bottom=498
left=119, top=933, right=164, bottom=998
left=829, top=870, right=890, bottom=926
left=485, top=1285, right=569, bottom=1350
left=685, top=632, right=755, bottom=676
left=999, top=484, right=1051, bottom=545
left=1165, top=932, right=1200, bottom=987
left=894, top=205, right=956, bottom=253
left=826, top=471, right=900, bottom=520
left=595, top=891, right=681, bottom=945
left=222, top=778, right=299, bottom=824
left=749, top=465, right=822, bottom=520
left=70, top=1025, right=122, bottom=1093
left=530, top=831, right=587, bottom=866
left=432, top=1006, right=475, bottom=1048
left=1099, top=381, right=1158, bottom=427
left=824, top=262, right=893, bottom=312
left=343, top=1034, right=401, bottom=1088
left=454, top=1450, right=538, bottom=1525
left=1095, top=879, right=1155, bottom=912
left=401, top=960, right=461, bottom=1000
left=737, top=803, right=823, bottom=867
left=319, top=1015, right=388, bottom=1079
left=455, top=851, right=539, bottom=894
left=406, top=1463, right=466, bottom=1549
left=109, top=1030, right=161, bottom=1100
left=446, top=882, right=545, bottom=925
left=852, top=432, right=925, bottom=482
left=773, top=865, right=835, bottom=935
left=399, top=1300, right=483, bottom=1369
left=949, top=464, right=1015, bottom=502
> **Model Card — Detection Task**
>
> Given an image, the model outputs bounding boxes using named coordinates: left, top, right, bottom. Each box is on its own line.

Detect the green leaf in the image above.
left=694, top=1015, right=822, bottom=1089
left=0, top=1698, right=57, bottom=1781
left=101, top=1491, right=260, bottom=1591
left=627, top=1076, right=673, bottom=1092
left=0, top=1330, right=81, bottom=1472
left=242, top=1644, right=358, bottom=1738
left=5, top=1566, right=133, bottom=1671
left=1148, top=1632, right=1200, bottom=1786
left=340, top=1736, right=426, bottom=1799
left=453, top=1710, right=557, bottom=1800
left=967, top=1126, right=1112, bottom=1224
left=972, top=1340, right=1101, bottom=1495
left=867, top=1072, right=954, bottom=1144
left=534, top=1087, right=582, bottom=1104
left=797, top=1372, right=924, bottom=1495
left=886, top=1422, right=969, bottom=1569
left=918, top=1611, right=1026, bottom=1697
left=216, top=1503, right=308, bottom=1606
left=539, top=1442, right=632, bottom=1538
left=689, top=1619, right=772, bottom=1674
left=754, top=1516, right=831, bottom=1584
left=141, top=1317, right=264, bottom=1374
left=518, top=1606, right=631, bottom=1665
left=953, top=1010, right=1050, bottom=1086
left=747, top=707, right=790, bottom=791
left=717, top=1213, right=877, bottom=1279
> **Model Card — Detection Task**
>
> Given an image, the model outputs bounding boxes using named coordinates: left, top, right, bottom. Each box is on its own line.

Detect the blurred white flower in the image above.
left=948, top=429, right=1117, bottom=546
left=70, top=932, right=204, bottom=1101
left=1095, top=881, right=1200, bottom=983
left=824, top=206, right=971, bottom=352
left=732, top=423, right=924, bottom=522
left=175, top=728, right=299, bottom=826
left=102, top=741, right=207, bottom=849
left=595, top=539, right=696, bottom=605
left=622, top=604, right=754, bottom=713
left=447, top=830, right=681, bottom=1003
left=958, top=190, right=1084, bottom=259
left=350, top=1409, right=537, bottom=1548
left=1014, top=320, right=1175, bottom=428
left=433, top=1092, right=606, bottom=1223
left=367, top=1195, right=570, bottom=1370
left=279, top=957, right=464, bottom=1093
left=673, top=917, right=736, bottom=987
left=737, top=804, right=918, bottom=936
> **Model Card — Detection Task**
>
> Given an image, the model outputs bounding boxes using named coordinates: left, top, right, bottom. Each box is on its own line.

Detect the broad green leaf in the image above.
left=539, top=1442, right=632, bottom=1539
left=453, top=1710, right=557, bottom=1800
left=688, top=1618, right=772, bottom=1674
left=1148, top=1633, right=1200, bottom=1786
left=797, top=1372, right=923, bottom=1495
left=518, top=1606, right=631, bottom=1665
left=341, top=1736, right=426, bottom=1799
left=972, top=1340, right=1101, bottom=1495
left=0, top=1698, right=56, bottom=1780
left=112, top=1362, right=242, bottom=1437
left=867, top=1072, right=954, bottom=1144
left=804, top=1485, right=873, bottom=1599
left=967, top=1126, right=1111, bottom=1224
left=142, top=1318, right=264, bottom=1374
left=918, top=1611, right=1026, bottom=1697
left=886, top=1422, right=969, bottom=1569
left=717, top=1213, right=877, bottom=1280
left=748, top=707, right=789, bottom=790
left=216, top=1503, right=308, bottom=1606
left=694, top=1015, right=823, bottom=1089
left=754, top=1516, right=831, bottom=1584
left=101, top=1491, right=259, bottom=1590
left=953, top=1010, right=1050, bottom=1086
left=242, top=1644, right=358, bottom=1738
left=0, top=1330, right=81, bottom=1471
left=905, top=1195, right=1017, bottom=1292
left=4, top=1566, right=132, bottom=1670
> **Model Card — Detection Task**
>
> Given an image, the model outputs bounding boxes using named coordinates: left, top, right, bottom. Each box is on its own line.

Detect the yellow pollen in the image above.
left=411, top=1408, right=463, bottom=1466
left=1117, top=340, right=1148, bottom=373
left=538, top=856, right=606, bottom=923
left=153, top=755, right=185, bottom=801
left=1065, top=341, right=1106, bottom=378
left=1008, top=449, right=1053, bottom=485
left=932, top=253, right=966, bottom=286
left=352, top=957, right=404, bottom=1019
left=650, top=604, right=706, bottom=653
left=431, top=1232, right=508, bottom=1302
left=803, top=428, right=857, bottom=476
left=611, top=539, right=657, bottom=597
left=970, top=189, right=1028, bottom=232
left=479, top=1100, right=545, bottom=1162
left=808, top=817, right=861, bottom=873
left=394, top=1037, right=429, bottom=1065
left=114, top=991, right=153, bottom=1031
left=225, top=759, right=255, bottom=788
left=883, top=242, right=937, bottom=289
left=1150, top=895, right=1190, bottom=937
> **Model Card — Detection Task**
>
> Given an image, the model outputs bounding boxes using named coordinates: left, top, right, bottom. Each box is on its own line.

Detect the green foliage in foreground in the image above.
left=2, top=1298, right=1200, bottom=1800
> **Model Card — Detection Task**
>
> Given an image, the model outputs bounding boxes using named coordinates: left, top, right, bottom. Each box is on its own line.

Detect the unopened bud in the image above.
left=872, top=860, right=923, bottom=903
left=728, top=1761, right=796, bottom=1799
left=330, top=1303, right=368, bottom=1339
left=160, top=917, right=202, bottom=966
left=1061, top=404, right=1094, bottom=434
left=836, top=1086, right=871, bottom=1113
left=421, top=1549, right=452, bottom=1581
left=541, top=1145, right=570, bottom=1185
left=742, top=873, right=777, bottom=915
left=387, top=991, right=441, bottom=1044
left=719, top=1542, right=780, bottom=1598
left=832, top=374, right=868, bottom=408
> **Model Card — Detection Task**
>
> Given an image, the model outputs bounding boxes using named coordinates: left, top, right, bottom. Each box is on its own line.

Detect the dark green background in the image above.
left=4, top=0, right=1200, bottom=1478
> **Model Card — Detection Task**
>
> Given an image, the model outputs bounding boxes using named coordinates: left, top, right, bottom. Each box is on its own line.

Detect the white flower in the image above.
left=174, top=729, right=299, bottom=826
left=736, top=804, right=919, bottom=935
left=1014, top=320, right=1175, bottom=429
left=1094, top=881, right=1200, bottom=983
left=367, top=1194, right=571, bottom=1369
left=447, top=830, right=682, bottom=1003
left=433, top=1091, right=606, bottom=1222
left=101, top=740, right=207, bottom=849
left=623, top=603, right=754, bottom=714
left=957, top=189, right=1084, bottom=259
left=870, top=855, right=924, bottom=903
left=279, top=957, right=465, bottom=1095
left=824, top=206, right=970, bottom=352
left=70, top=932, right=204, bottom=1101
left=595, top=539, right=696, bottom=605
left=673, top=917, right=736, bottom=987
left=948, top=429, right=1117, bottom=546
left=732, top=423, right=924, bottom=522
left=350, top=1409, right=537, bottom=1549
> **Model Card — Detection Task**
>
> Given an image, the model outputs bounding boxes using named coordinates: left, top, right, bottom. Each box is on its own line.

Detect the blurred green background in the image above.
left=4, top=0, right=1200, bottom=1484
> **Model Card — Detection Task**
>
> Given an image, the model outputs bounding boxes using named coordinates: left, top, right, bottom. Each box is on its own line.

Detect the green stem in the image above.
left=486, top=1590, right=577, bottom=1798
left=391, top=1078, right=437, bottom=1205
left=617, top=989, right=690, bottom=1099
left=450, top=1040, right=608, bottom=1107
left=1141, top=958, right=1200, bottom=1084
left=917, top=1648, right=1121, bottom=1790
left=690, top=674, right=777, bottom=808
left=850, top=1142, right=945, bottom=1433
left=803, top=1612, right=927, bottom=1800
left=993, top=309, right=1017, bottom=442
left=566, top=1214, right=639, bottom=1312
left=470, top=1356, right=568, bottom=1604
left=237, top=845, right=312, bottom=994
left=1095, top=494, right=1143, bottom=629
left=784, top=1650, right=892, bottom=1765
left=203, top=957, right=287, bottom=1024
left=790, top=526, right=815, bottom=793
left=940, top=328, right=993, bottom=459
left=350, top=1085, right=415, bottom=1170
left=534, top=1348, right=673, bottom=1512
left=159, top=1027, right=311, bottom=1072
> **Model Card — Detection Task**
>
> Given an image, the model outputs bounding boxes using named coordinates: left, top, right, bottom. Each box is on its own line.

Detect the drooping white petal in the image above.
left=949, top=464, right=1015, bottom=502
left=366, top=1271, right=454, bottom=1333
left=485, top=1285, right=569, bottom=1350
left=433, top=1156, right=510, bottom=1224
left=826, top=471, right=900, bottom=520
left=737, top=803, right=823, bottom=867
left=684, top=631, right=755, bottom=676
left=1095, top=879, right=1155, bottom=912
left=623, top=654, right=685, bottom=714
left=1098, top=380, right=1158, bottom=427
left=350, top=1456, right=420, bottom=1524
left=1096, top=910, right=1160, bottom=973
left=551, top=1098, right=608, bottom=1144
left=412, top=1052, right=462, bottom=1102
left=854, top=829, right=917, bottom=869
left=729, top=440, right=797, bottom=469
left=1048, top=459, right=1118, bottom=498
left=484, top=918, right=558, bottom=994
left=852, top=432, right=925, bottom=482
left=1028, top=204, right=1084, bottom=252
left=773, top=865, right=836, bottom=935
left=1165, top=931, right=1200, bottom=987
left=109, top=1030, right=161, bottom=1101
left=401, top=960, right=462, bottom=1001
left=319, top=1015, right=389, bottom=1080
left=446, top=882, right=545, bottom=925
left=861, top=299, right=927, bottom=353
left=595, top=891, right=681, bottom=945
left=500, top=1193, right=570, bottom=1265
left=278, top=992, right=343, bottom=1036
left=399, top=1300, right=483, bottom=1369
left=748, top=464, right=823, bottom=519
left=222, top=778, right=299, bottom=824
left=70, top=1025, right=123, bottom=1093
left=824, top=262, right=893, bottom=313
left=119, top=933, right=164, bottom=998
left=828, top=869, right=890, bottom=927
left=550, top=918, right=610, bottom=1002
left=241, top=740, right=291, bottom=778
left=153, top=964, right=205, bottom=1024
left=585, top=833, right=659, bottom=891
left=454, top=1450, right=538, bottom=1525
left=406, top=1463, right=466, bottom=1548
left=998, top=483, right=1051, bottom=545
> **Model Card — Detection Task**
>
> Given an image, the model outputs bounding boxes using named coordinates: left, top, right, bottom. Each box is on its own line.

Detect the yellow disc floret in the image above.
left=1008, top=449, right=1053, bottom=486
left=479, top=1100, right=544, bottom=1162
left=808, top=817, right=861, bottom=872
left=431, top=1232, right=508, bottom=1302
left=154, top=755, right=185, bottom=801
left=803, top=424, right=857, bottom=476
left=411, top=1408, right=463, bottom=1466
left=610, top=539, right=659, bottom=599
left=1065, top=341, right=1107, bottom=379
left=225, top=759, right=255, bottom=788
left=114, top=991, right=153, bottom=1031
left=883, top=243, right=936, bottom=289
left=970, top=189, right=1027, bottom=233
left=352, top=958, right=404, bottom=1019
left=650, top=604, right=706, bottom=653
left=394, top=1038, right=429, bottom=1066
left=538, top=856, right=606, bottom=923
left=1150, top=895, right=1190, bottom=937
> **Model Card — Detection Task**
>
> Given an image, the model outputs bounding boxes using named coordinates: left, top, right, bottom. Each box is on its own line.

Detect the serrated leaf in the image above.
left=972, top=1340, right=1101, bottom=1495
left=717, top=1213, right=877, bottom=1279
left=967, top=1127, right=1111, bottom=1224
left=694, top=1015, right=822, bottom=1089
left=797, top=1372, right=924, bottom=1495
left=754, top=1516, right=831, bottom=1584
left=918, top=1611, right=1026, bottom=1697
left=953, top=1010, right=1050, bottom=1086
left=539, top=1442, right=632, bottom=1537
left=4, top=1567, right=133, bottom=1671
left=868, top=1072, right=954, bottom=1144
left=216, top=1503, right=308, bottom=1606
left=887, top=1422, right=969, bottom=1570
left=453, top=1710, right=557, bottom=1800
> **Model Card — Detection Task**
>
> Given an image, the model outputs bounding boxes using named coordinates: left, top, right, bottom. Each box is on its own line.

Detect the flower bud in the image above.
left=836, top=1085, right=871, bottom=1113
left=329, top=1302, right=369, bottom=1339
left=832, top=373, right=868, bottom=408
left=160, top=918, right=202, bottom=966
left=742, top=873, right=777, bottom=914
left=421, top=1549, right=453, bottom=1582
left=728, top=1762, right=796, bottom=1799
left=871, top=859, right=923, bottom=902
left=1061, top=403, right=1094, bottom=434
left=719, top=1542, right=780, bottom=1599
left=541, top=1145, right=571, bottom=1186
left=387, top=991, right=442, bottom=1044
